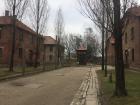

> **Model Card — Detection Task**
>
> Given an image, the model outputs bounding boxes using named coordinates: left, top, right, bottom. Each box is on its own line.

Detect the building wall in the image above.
left=0, top=25, right=12, bottom=65
left=44, top=45, right=64, bottom=64
left=45, top=45, right=57, bottom=64
left=122, top=15, right=140, bottom=68
left=0, top=25, right=43, bottom=66
left=107, top=39, right=115, bottom=66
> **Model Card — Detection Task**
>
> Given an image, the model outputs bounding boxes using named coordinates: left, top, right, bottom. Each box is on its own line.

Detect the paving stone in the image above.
left=70, top=67, right=101, bottom=105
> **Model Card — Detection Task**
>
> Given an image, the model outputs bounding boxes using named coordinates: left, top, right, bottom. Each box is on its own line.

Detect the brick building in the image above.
left=122, top=6, right=140, bottom=69
left=106, top=36, right=115, bottom=66
left=43, top=36, right=64, bottom=64
left=0, top=16, right=43, bottom=66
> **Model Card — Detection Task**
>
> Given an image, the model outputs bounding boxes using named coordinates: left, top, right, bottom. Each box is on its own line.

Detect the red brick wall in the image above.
left=106, top=38, right=115, bottom=66
left=0, top=25, right=43, bottom=66
left=0, top=25, right=12, bottom=65
left=122, top=15, right=140, bottom=68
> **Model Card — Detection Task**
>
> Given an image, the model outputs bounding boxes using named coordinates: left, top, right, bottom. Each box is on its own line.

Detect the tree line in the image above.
left=78, top=0, right=137, bottom=96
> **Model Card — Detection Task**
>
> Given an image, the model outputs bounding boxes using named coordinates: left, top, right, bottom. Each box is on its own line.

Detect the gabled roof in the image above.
left=0, top=16, right=36, bottom=35
left=44, top=36, right=57, bottom=45
left=127, top=6, right=140, bottom=17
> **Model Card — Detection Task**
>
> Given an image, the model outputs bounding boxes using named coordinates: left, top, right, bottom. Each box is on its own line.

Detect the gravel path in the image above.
left=0, top=67, right=88, bottom=105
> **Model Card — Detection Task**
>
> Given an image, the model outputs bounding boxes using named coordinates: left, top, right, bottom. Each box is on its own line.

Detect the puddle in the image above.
left=56, top=74, right=65, bottom=76
left=24, top=84, right=42, bottom=89
left=10, top=81, right=42, bottom=89
left=11, top=82, right=26, bottom=86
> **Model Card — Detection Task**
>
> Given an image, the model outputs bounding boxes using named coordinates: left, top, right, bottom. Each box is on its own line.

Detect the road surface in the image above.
left=0, top=67, right=89, bottom=105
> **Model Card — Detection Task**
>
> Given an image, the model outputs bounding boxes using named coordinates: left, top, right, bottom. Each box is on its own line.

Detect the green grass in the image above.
left=97, top=70, right=140, bottom=105
left=0, top=65, right=62, bottom=79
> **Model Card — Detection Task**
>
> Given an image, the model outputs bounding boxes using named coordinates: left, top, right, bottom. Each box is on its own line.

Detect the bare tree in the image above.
left=63, top=34, right=72, bottom=61
left=29, top=0, right=49, bottom=68
left=5, top=0, right=29, bottom=20
left=84, top=28, right=100, bottom=60
left=5, top=0, right=29, bottom=71
left=63, top=33, right=78, bottom=61
left=55, top=8, right=65, bottom=66
left=78, top=0, right=137, bottom=96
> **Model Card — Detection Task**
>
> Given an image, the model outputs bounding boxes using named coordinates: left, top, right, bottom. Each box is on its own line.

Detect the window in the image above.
left=19, top=31, right=23, bottom=41
left=18, top=48, right=23, bottom=58
left=38, top=37, right=40, bottom=44
left=31, top=35, right=36, bottom=44
left=0, top=48, right=2, bottom=57
left=0, top=27, right=2, bottom=39
left=131, top=27, right=134, bottom=40
left=31, top=35, right=33, bottom=43
left=49, top=55, right=52, bottom=61
left=29, top=34, right=34, bottom=44
left=125, top=33, right=127, bottom=44
left=132, top=49, right=134, bottom=62
left=50, top=46, right=53, bottom=52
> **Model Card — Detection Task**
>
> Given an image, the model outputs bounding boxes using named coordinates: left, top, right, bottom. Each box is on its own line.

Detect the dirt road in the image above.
left=0, top=67, right=89, bottom=105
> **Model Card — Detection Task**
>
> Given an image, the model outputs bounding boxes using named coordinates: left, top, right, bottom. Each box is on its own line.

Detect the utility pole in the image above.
left=9, top=0, right=16, bottom=72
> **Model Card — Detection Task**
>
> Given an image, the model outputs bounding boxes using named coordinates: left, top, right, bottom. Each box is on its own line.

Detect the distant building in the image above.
left=122, top=6, right=140, bottom=69
left=43, top=36, right=64, bottom=64
left=76, top=43, right=87, bottom=65
left=0, top=15, right=43, bottom=66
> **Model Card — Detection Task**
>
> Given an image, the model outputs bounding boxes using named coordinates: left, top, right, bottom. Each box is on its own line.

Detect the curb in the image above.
left=0, top=70, right=48, bottom=82
left=70, top=67, right=101, bottom=105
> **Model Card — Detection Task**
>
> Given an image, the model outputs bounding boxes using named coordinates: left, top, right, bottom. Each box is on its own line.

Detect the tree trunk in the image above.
left=68, top=50, right=70, bottom=61
left=114, top=36, right=127, bottom=96
left=43, top=45, right=46, bottom=71
left=113, top=0, right=127, bottom=96
left=34, top=37, right=39, bottom=68
left=101, top=2, right=105, bottom=71
left=34, top=0, right=40, bottom=68
left=104, top=4, right=109, bottom=77
left=104, top=44, right=107, bottom=77
left=9, top=0, right=16, bottom=72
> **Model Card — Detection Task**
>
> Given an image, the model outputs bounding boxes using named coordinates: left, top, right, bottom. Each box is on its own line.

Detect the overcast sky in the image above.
left=0, top=0, right=140, bottom=37
left=0, top=0, right=96, bottom=37
left=47, top=0, right=95, bottom=36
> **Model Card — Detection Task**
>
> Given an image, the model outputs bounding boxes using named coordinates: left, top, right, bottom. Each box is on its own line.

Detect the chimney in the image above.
left=5, top=10, right=10, bottom=16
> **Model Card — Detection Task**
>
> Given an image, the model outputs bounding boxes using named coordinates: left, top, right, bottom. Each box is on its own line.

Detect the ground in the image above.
left=97, top=69, right=140, bottom=105
left=0, top=67, right=88, bottom=105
